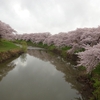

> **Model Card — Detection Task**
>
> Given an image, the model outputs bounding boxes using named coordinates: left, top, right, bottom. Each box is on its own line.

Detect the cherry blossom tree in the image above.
left=77, top=43, right=100, bottom=73
left=30, top=32, right=51, bottom=43
left=0, top=20, right=16, bottom=40
left=15, top=32, right=51, bottom=43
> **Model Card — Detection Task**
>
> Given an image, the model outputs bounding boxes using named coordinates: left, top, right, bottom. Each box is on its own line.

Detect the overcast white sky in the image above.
left=0, top=0, right=100, bottom=34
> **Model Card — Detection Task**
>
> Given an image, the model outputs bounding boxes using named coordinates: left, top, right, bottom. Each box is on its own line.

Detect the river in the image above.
left=0, top=48, right=86, bottom=100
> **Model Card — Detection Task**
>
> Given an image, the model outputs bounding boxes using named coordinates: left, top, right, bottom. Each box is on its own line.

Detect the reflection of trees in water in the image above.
left=0, top=60, right=16, bottom=82
left=20, top=53, right=27, bottom=63
left=0, top=54, right=27, bottom=82
left=28, top=49, right=79, bottom=84
left=28, top=49, right=86, bottom=100
left=0, top=53, right=27, bottom=81
left=74, top=97, right=82, bottom=100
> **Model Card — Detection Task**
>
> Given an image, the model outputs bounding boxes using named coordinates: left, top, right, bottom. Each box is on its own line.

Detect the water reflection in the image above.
left=28, top=49, right=80, bottom=86
left=28, top=49, right=85, bottom=99
left=0, top=59, right=16, bottom=82
left=0, top=49, right=87, bottom=100
left=20, top=53, right=27, bottom=63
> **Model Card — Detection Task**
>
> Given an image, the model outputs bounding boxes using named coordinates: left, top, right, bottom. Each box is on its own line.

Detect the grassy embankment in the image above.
left=89, top=64, right=100, bottom=100
left=0, top=40, right=26, bottom=62
left=0, top=40, right=20, bottom=52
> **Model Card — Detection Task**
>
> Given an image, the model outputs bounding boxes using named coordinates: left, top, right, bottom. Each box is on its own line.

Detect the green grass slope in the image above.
left=0, top=40, right=20, bottom=52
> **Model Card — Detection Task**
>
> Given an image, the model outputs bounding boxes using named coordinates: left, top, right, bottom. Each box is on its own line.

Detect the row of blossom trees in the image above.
left=15, top=32, right=51, bottom=43
left=1, top=20, right=100, bottom=73
left=14, top=27, right=100, bottom=73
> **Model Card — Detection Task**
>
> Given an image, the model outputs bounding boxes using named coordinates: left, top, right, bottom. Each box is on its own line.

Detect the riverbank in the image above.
left=0, top=49, right=24, bottom=63
left=0, top=40, right=24, bottom=63
left=51, top=47, right=100, bottom=100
